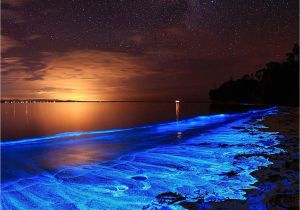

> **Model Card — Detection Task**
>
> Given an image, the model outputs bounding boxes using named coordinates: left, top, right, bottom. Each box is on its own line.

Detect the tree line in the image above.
left=209, top=44, right=299, bottom=106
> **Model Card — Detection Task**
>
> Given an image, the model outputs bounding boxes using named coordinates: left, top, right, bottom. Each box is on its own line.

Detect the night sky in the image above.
left=1, top=0, right=299, bottom=101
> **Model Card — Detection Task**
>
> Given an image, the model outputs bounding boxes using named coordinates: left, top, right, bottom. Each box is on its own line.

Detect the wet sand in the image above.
left=180, top=107, right=299, bottom=209
left=253, top=107, right=299, bottom=209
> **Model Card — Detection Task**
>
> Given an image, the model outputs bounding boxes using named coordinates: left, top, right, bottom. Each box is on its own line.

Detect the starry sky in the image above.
left=1, top=0, right=299, bottom=101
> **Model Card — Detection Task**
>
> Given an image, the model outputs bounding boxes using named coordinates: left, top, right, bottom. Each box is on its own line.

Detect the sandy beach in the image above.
left=254, top=107, right=299, bottom=209
left=181, top=107, right=299, bottom=209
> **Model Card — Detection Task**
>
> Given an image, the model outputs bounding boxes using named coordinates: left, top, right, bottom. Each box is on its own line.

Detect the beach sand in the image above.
left=253, top=107, right=299, bottom=209
left=180, top=107, right=299, bottom=209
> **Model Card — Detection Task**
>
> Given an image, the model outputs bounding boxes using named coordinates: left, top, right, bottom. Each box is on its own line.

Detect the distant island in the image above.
left=209, top=44, right=299, bottom=106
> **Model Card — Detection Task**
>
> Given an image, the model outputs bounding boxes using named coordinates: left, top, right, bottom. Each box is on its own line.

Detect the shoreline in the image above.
left=181, top=107, right=299, bottom=209
left=252, top=107, right=299, bottom=209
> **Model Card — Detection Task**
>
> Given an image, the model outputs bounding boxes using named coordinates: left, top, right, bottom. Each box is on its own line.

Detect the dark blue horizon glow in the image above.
left=1, top=107, right=284, bottom=209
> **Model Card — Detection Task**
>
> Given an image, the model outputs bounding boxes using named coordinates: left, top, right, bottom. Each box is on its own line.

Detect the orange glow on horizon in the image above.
left=2, top=50, right=155, bottom=100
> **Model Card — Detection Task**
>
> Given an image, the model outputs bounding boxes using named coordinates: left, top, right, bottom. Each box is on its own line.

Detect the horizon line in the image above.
left=1, top=99, right=212, bottom=103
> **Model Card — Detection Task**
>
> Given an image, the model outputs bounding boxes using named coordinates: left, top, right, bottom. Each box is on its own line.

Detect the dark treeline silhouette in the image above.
left=209, top=44, right=299, bottom=106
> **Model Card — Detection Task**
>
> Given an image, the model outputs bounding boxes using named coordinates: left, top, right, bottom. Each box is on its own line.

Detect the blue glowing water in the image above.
left=1, top=108, right=283, bottom=209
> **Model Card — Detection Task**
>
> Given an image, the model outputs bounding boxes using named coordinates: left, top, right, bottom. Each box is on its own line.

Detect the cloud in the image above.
left=1, top=9, right=24, bottom=23
left=40, top=50, right=155, bottom=79
left=1, top=43, right=255, bottom=100
left=1, top=50, right=158, bottom=100
left=1, top=56, right=27, bottom=76
left=1, top=36, right=21, bottom=53
left=1, top=0, right=31, bottom=23
left=1, top=56, right=22, bottom=65
left=1, top=35, right=47, bottom=77
left=37, top=87, right=75, bottom=94
left=25, top=34, right=42, bottom=41
left=2, top=0, right=30, bottom=7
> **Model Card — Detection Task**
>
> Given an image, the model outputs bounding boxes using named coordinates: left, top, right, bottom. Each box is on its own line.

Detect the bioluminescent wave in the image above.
left=1, top=108, right=283, bottom=209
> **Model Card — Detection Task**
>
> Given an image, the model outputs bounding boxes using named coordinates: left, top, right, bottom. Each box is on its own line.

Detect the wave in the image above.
left=1, top=107, right=283, bottom=209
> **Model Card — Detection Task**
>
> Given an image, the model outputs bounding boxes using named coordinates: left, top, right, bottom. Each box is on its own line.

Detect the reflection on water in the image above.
left=175, top=100, right=180, bottom=121
left=175, top=101, right=182, bottom=139
left=1, top=102, right=264, bottom=141
left=1, top=102, right=211, bottom=141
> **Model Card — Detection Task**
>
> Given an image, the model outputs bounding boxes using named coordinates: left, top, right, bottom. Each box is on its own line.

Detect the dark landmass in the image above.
left=210, top=44, right=299, bottom=106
